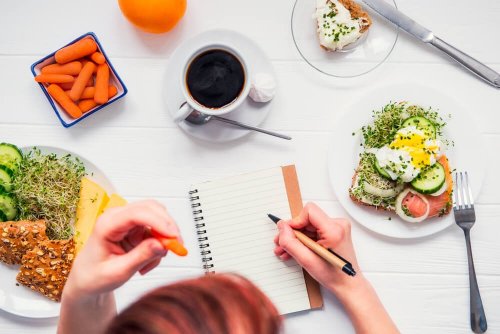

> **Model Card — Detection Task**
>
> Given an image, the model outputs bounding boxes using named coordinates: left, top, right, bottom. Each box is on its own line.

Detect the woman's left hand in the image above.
left=63, top=200, right=181, bottom=299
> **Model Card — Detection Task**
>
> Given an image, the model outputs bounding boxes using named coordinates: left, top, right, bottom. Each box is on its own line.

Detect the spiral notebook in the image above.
left=190, top=165, right=323, bottom=315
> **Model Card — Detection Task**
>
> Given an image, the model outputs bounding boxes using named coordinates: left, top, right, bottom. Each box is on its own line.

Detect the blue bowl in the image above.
left=31, top=32, right=128, bottom=128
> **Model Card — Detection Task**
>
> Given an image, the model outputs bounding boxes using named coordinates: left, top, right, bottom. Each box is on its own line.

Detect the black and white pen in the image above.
left=268, top=214, right=356, bottom=277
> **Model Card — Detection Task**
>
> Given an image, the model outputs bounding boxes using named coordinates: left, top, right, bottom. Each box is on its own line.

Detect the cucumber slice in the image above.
left=411, top=162, right=446, bottom=194
left=402, top=116, right=436, bottom=138
left=373, top=158, right=392, bottom=179
left=0, top=191, right=17, bottom=220
left=0, top=143, right=23, bottom=172
left=0, top=209, right=6, bottom=222
left=0, top=165, right=13, bottom=192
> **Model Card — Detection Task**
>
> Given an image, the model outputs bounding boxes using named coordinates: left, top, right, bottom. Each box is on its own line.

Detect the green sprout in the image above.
left=11, top=148, right=86, bottom=240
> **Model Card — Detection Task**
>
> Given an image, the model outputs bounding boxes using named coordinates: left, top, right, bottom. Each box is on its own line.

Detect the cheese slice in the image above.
left=101, top=193, right=127, bottom=213
left=74, top=177, right=109, bottom=254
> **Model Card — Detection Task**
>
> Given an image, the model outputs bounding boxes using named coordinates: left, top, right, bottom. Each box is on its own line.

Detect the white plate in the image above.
left=164, top=29, right=276, bottom=142
left=0, top=146, right=115, bottom=318
left=328, top=84, right=486, bottom=239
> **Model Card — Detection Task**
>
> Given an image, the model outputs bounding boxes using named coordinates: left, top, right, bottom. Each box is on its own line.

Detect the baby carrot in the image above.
left=68, top=86, right=95, bottom=99
left=70, top=62, right=96, bottom=101
left=59, top=82, right=73, bottom=90
left=94, top=64, right=109, bottom=104
left=158, top=238, right=188, bottom=256
left=82, top=60, right=98, bottom=74
left=90, top=52, right=106, bottom=65
left=108, top=85, right=118, bottom=99
left=55, top=38, right=97, bottom=64
left=47, top=84, right=82, bottom=119
left=150, top=230, right=188, bottom=256
left=78, top=99, right=98, bottom=113
left=59, top=77, right=91, bottom=91
left=65, top=85, right=116, bottom=100
left=35, top=74, right=74, bottom=84
left=41, top=61, right=82, bottom=75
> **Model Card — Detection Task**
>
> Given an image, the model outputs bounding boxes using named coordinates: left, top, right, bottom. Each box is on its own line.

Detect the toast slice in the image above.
left=338, top=0, right=371, bottom=33
left=0, top=220, right=47, bottom=265
left=16, top=239, right=75, bottom=302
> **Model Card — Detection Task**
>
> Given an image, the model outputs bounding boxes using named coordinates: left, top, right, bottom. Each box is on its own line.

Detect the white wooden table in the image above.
left=1, top=0, right=499, bottom=333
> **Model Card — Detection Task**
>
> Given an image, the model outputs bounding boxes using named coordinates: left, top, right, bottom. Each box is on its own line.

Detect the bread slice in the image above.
left=16, top=239, right=75, bottom=302
left=0, top=220, right=47, bottom=265
left=338, top=0, right=372, bottom=33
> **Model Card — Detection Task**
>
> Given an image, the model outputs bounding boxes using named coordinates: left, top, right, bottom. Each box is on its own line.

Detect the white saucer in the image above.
left=164, top=29, right=275, bottom=142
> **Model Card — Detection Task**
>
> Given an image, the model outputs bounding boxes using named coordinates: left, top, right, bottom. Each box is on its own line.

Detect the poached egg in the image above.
left=375, top=126, right=442, bottom=182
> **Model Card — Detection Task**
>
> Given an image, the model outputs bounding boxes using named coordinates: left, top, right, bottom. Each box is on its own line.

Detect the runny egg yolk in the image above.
left=390, top=127, right=440, bottom=169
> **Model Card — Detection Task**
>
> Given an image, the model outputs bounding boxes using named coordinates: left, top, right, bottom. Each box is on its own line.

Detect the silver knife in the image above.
left=362, top=0, right=500, bottom=88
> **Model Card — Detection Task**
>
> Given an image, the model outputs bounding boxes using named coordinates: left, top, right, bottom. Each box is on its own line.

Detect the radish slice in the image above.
left=429, top=180, right=448, bottom=196
left=363, top=181, right=404, bottom=198
left=395, top=189, right=430, bottom=223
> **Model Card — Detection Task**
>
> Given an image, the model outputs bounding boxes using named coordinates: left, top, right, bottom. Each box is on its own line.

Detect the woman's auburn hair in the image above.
left=106, top=273, right=282, bottom=334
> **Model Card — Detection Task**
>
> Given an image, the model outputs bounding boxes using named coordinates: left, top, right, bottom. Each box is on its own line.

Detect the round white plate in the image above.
left=328, top=84, right=486, bottom=239
left=291, top=0, right=399, bottom=77
left=0, top=146, right=115, bottom=318
left=164, top=29, right=276, bottom=142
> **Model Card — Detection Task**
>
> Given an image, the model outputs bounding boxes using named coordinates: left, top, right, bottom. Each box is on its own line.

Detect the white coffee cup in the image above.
left=173, top=44, right=251, bottom=123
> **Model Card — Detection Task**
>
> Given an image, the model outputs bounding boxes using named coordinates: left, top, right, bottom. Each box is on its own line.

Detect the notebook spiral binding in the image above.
left=189, top=189, right=215, bottom=274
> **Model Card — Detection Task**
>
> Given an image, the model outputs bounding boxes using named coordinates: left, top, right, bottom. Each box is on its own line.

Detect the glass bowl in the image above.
left=291, top=0, right=399, bottom=78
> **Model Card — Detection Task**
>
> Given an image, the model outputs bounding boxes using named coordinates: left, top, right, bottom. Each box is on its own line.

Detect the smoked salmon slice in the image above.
left=402, top=192, right=427, bottom=218
left=427, top=156, right=453, bottom=217
left=402, top=155, right=453, bottom=219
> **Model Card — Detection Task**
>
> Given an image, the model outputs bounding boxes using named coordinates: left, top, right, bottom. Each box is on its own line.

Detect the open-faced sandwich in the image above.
left=315, top=0, right=371, bottom=51
left=349, top=102, right=453, bottom=223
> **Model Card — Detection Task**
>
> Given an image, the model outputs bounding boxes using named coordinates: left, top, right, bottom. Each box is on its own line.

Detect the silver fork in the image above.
left=453, top=171, right=487, bottom=333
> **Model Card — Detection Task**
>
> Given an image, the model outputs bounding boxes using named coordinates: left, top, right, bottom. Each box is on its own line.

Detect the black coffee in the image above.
left=186, top=49, right=245, bottom=109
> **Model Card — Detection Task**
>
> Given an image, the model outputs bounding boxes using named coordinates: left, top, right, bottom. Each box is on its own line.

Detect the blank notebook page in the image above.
left=192, top=167, right=311, bottom=315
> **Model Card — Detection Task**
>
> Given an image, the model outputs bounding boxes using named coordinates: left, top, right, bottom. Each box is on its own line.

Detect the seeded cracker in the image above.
left=16, top=239, right=75, bottom=302
left=0, top=220, right=47, bottom=265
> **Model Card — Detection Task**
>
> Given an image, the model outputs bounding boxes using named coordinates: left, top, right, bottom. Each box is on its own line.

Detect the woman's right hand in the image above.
left=274, top=202, right=360, bottom=294
left=274, top=202, right=399, bottom=334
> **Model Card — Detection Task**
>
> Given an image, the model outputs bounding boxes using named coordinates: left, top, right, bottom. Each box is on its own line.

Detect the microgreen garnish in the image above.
left=12, top=148, right=86, bottom=240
